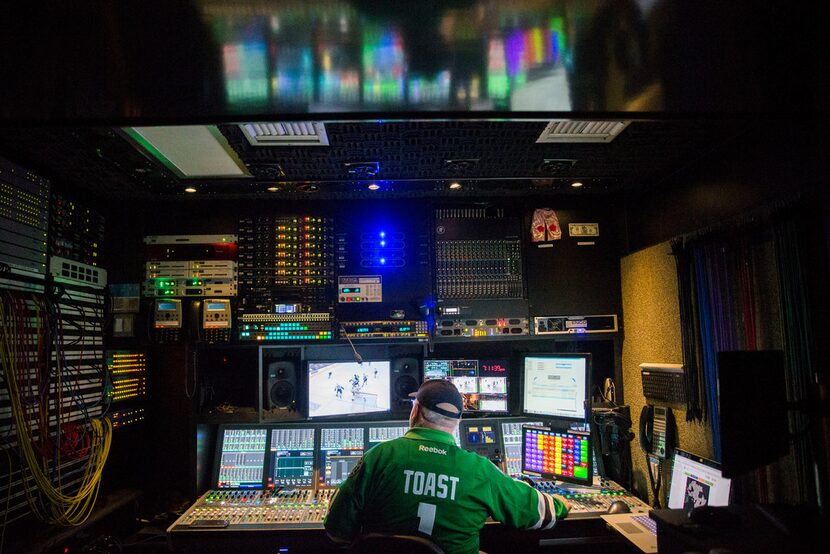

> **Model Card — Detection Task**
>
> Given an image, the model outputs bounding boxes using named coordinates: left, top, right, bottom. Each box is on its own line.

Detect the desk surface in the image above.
left=169, top=515, right=632, bottom=554
left=652, top=505, right=827, bottom=554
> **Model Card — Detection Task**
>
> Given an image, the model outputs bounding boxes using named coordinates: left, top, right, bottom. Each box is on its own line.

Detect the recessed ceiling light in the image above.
left=367, top=183, right=380, bottom=191
left=449, top=182, right=462, bottom=190
left=570, top=181, right=584, bottom=188
left=267, top=186, right=280, bottom=192
left=184, top=186, right=197, bottom=193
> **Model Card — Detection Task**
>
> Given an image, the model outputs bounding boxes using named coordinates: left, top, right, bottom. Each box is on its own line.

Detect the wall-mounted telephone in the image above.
left=639, top=405, right=676, bottom=508
left=639, top=405, right=676, bottom=459
left=201, top=298, right=231, bottom=344
left=153, top=299, right=182, bottom=343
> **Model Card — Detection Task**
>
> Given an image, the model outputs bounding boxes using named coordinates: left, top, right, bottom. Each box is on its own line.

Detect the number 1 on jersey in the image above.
left=417, top=502, right=436, bottom=535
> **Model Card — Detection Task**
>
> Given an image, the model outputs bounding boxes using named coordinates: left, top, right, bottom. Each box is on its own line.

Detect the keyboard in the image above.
left=634, top=515, right=657, bottom=535
left=640, top=365, right=686, bottom=403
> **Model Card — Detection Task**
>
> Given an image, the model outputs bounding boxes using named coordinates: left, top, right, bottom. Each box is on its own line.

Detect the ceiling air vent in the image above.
left=240, top=122, right=329, bottom=146
left=536, top=120, right=629, bottom=143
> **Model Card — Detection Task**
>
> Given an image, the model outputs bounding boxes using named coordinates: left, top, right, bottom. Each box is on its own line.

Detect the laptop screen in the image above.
left=668, top=449, right=732, bottom=510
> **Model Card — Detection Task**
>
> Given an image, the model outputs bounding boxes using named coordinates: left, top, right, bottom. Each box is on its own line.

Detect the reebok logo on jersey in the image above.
left=418, top=444, right=447, bottom=455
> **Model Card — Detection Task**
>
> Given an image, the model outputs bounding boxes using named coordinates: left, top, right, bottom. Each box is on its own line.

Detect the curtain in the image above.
left=672, top=203, right=817, bottom=504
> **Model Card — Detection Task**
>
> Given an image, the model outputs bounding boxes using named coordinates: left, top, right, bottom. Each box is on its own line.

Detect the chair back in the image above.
left=349, top=532, right=445, bottom=554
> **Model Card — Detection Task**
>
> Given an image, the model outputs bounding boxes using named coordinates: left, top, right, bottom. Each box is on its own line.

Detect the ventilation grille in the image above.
left=49, top=257, right=107, bottom=289
left=536, top=120, right=629, bottom=143
left=240, top=122, right=329, bottom=146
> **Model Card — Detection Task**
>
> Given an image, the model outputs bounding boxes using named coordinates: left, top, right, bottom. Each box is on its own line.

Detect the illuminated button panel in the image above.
left=338, top=275, right=382, bottom=303
left=524, top=429, right=589, bottom=481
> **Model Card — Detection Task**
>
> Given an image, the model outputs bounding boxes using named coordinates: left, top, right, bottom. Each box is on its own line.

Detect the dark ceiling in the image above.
left=0, top=118, right=752, bottom=202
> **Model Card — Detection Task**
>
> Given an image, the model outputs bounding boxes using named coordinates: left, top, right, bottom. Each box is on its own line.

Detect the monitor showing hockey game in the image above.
left=423, top=359, right=509, bottom=413
left=307, top=360, right=391, bottom=418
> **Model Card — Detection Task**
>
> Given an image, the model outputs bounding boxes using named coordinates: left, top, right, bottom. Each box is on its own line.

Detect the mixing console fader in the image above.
left=170, top=488, right=335, bottom=530
left=500, top=421, right=542, bottom=477
left=435, top=210, right=525, bottom=301
left=532, top=480, right=650, bottom=519
left=434, top=210, right=530, bottom=340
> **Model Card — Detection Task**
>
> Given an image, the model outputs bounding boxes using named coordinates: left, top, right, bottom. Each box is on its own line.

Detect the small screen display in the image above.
left=423, top=359, right=509, bottom=413
left=268, top=428, right=315, bottom=488
left=501, top=421, right=544, bottom=477
left=207, top=302, right=227, bottom=311
left=157, top=302, right=178, bottom=311
left=308, top=361, right=391, bottom=418
left=216, top=428, right=267, bottom=489
left=480, top=398, right=508, bottom=412
left=522, top=427, right=592, bottom=485
left=668, top=450, right=732, bottom=510
left=319, top=428, right=365, bottom=486
left=367, top=425, right=409, bottom=450
left=466, top=425, right=497, bottom=445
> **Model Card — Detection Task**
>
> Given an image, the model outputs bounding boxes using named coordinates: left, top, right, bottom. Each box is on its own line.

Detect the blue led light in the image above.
left=380, top=240, right=386, bottom=246
left=379, top=231, right=385, bottom=238
left=380, top=258, right=386, bottom=264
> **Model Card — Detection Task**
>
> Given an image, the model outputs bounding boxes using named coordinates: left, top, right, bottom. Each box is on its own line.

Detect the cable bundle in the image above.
left=0, top=290, right=111, bottom=526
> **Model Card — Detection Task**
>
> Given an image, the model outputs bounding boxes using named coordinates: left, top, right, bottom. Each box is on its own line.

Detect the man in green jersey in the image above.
left=324, top=379, right=572, bottom=553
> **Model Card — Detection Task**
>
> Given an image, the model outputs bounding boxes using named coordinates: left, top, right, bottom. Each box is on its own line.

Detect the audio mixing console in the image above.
left=532, top=480, right=650, bottom=519
left=169, top=477, right=647, bottom=534
left=170, top=488, right=335, bottom=530
left=171, top=418, right=649, bottom=554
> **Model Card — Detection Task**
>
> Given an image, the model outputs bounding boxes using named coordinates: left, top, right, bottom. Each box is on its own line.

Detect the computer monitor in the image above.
left=267, top=428, right=315, bottom=488
left=668, top=449, right=732, bottom=511
left=214, top=427, right=268, bottom=489
left=319, top=427, right=365, bottom=487
left=521, top=425, right=593, bottom=486
left=307, top=360, right=391, bottom=418
left=423, top=359, right=509, bottom=413
left=522, top=354, right=591, bottom=421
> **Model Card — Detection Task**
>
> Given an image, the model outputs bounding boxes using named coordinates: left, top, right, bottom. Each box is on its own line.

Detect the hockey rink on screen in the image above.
left=308, top=361, right=391, bottom=417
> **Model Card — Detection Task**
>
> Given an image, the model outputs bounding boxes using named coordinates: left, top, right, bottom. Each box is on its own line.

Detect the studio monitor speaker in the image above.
left=267, top=361, right=298, bottom=410
left=391, top=357, right=420, bottom=416
left=717, top=350, right=788, bottom=478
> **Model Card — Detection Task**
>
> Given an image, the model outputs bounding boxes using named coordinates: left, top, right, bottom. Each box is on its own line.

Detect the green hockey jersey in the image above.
left=324, top=427, right=568, bottom=554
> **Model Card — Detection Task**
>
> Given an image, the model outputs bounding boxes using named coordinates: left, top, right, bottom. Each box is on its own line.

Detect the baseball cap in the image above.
left=410, top=379, right=464, bottom=419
